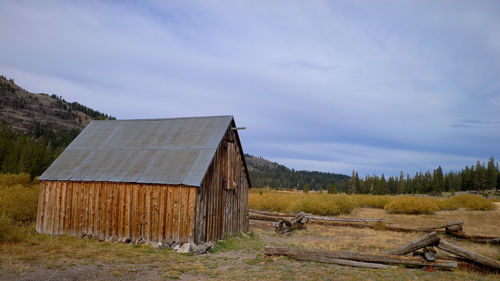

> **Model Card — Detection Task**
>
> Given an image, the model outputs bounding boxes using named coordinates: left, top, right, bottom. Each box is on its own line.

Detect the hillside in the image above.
left=245, top=154, right=349, bottom=190
left=0, top=75, right=113, bottom=136
left=0, top=75, right=114, bottom=177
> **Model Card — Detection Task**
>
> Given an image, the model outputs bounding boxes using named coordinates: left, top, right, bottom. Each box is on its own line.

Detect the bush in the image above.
left=0, top=184, right=40, bottom=224
left=0, top=173, right=32, bottom=187
left=0, top=174, right=40, bottom=242
left=384, top=196, right=440, bottom=215
left=353, top=195, right=392, bottom=209
left=249, top=192, right=295, bottom=212
left=435, top=197, right=461, bottom=210
left=450, top=194, right=495, bottom=211
left=250, top=192, right=357, bottom=216
left=289, top=194, right=357, bottom=216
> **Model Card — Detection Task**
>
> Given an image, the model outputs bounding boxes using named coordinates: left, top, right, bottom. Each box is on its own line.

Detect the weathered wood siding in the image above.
left=36, top=182, right=197, bottom=243
left=194, top=126, right=250, bottom=243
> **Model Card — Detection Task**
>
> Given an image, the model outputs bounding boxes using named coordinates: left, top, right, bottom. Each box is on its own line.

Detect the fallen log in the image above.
left=249, top=213, right=284, bottom=222
left=265, top=247, right=457, bottom=269
left=249, top=209, right=384, bottom=223
left=445, top=231, right=500, bottom=245
left=437, top=240, right=500, bottom=270
left=385, top=232, right=440, bottom=255
left=282, top=253, right=396, bottom=269
left=274, top=212, right=308, bottom=234
left=249, top=209, right=299, bottom=217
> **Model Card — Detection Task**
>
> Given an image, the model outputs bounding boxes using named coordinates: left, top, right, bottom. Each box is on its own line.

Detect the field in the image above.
left=1, top=176, right=499, bottom=280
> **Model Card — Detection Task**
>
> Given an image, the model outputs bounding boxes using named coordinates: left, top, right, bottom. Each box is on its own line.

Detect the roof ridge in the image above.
left=90, top=115, right=234, bottom=122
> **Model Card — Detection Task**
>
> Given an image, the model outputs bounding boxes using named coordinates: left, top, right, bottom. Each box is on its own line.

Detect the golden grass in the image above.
left=0, top=176, right=40, bottom=242
left=384, top=196, right=440, bottom=214
left=250, top=189, right=497, bottom=216
left=249, top=191, right=357, bottom=215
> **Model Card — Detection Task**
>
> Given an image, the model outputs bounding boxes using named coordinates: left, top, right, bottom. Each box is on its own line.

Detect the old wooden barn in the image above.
left=36, top=115, right=251, bottom=244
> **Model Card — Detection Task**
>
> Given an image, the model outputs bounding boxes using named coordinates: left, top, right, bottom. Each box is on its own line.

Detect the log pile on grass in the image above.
left=249, top=209, right=500, bottom=244
left=265, top=232, right=500, bottom=272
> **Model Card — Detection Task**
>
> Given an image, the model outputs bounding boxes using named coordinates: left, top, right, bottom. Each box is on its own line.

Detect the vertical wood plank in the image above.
left=64, top=182, right=73, bottom=234
left=42, top=182, right=51, bottom=233
left=88, top=182, right=95, bottom=236
left=36, top=182, right=46, bottom=233
left=188, top=187, right=196, bottom=242
left=94, top=182, right=101, bottom=239
left=117, top=184, right=125, bottom=241
left=151, top=185, right=159, bottom=242
left=71, top=182, right=79, bottom=236
left=53, top=181, right=61, bottom=235
left=144, top=185, right=151, bottom=241
left=105, top=183, right=113, bottom=239
left=166, top=186, right=174, bottom=242
left=172, top=186, right=180, bottom=242
left=99, top=183, right=107, bottom=240
left=112, top=183, right=119, bottom=240
left=131, top=184, right=139, bottom=241
left=58, top=182, right=67, bottom=234
left=158, top=186, right=166, bottom=243
left=181, top=187, right=189, bottom=241
left=137, top=184, right=145, bottom=240
left=124, top=184, right=131, bottom=240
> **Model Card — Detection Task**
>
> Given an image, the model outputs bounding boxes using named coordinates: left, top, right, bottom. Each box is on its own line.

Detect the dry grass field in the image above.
left=1, top=177, right=499, bottom=280
left=0, top=205, right=498, bottom=280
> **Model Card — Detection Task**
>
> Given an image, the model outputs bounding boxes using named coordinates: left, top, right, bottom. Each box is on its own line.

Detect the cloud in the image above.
left=1, top=0, right=499, bottom=177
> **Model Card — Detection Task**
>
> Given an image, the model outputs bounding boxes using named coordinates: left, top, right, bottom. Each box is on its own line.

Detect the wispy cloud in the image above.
left=1, top=0, right=499, bottom=177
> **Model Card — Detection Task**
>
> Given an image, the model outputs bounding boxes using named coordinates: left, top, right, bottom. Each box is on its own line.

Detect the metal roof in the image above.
left=39, top=115, right=235, bottom=186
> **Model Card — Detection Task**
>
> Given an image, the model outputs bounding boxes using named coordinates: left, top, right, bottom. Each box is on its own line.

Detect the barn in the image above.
left=36, top=115, right=251, bottom=244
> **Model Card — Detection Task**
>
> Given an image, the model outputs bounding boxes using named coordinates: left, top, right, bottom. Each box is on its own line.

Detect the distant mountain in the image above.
left=245, top=154, right=349, bottom=190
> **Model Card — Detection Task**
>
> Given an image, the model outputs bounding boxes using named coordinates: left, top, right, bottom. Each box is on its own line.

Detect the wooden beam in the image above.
left=437, top=240, right=500, bottom=270
left=265, top=247, right=457, bottom=269
left=385, top=232, right=440, bottom=255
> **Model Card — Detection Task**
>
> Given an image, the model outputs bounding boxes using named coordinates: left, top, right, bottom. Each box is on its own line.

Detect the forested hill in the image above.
left=245, top=154, right=349, bottom=190
left=0, top=75, right=114, bottom=177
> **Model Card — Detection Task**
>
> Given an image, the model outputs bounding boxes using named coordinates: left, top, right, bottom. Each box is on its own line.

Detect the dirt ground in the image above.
left=1, top=205, right=499, bottom=280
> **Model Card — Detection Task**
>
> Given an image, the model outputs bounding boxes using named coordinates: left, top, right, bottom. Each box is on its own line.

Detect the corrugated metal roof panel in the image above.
left=39, top=116, right=234, bottom=186
left=182, top=149, right=217, bottom=186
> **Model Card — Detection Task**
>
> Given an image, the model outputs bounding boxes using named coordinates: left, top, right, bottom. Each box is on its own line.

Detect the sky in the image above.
left=1, top=0, right=499, bottom=177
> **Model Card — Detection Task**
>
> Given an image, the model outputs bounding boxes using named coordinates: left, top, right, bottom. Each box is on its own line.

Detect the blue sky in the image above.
left=1, top=0, right=499, bottom=177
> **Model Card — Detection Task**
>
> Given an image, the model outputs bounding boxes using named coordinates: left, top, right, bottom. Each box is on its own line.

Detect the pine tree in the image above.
left=487, top=156, right=498, bottom=189
left=327, top=183, right=338, bottom=194
left=432, top=166, right=444, bottom=195
left=303, top=184, right=310, bottom=193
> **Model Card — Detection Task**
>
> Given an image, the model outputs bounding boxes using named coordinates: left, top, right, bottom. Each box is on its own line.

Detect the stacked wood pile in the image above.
left=265, top=232, right=500, bottom=271
left=249, top=209, right=500, bottom=244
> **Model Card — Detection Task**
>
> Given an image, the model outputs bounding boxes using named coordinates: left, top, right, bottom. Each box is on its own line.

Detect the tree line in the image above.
left=344, top=157, right=500, bottom=195
left=0, top=123, right=77, bottom=179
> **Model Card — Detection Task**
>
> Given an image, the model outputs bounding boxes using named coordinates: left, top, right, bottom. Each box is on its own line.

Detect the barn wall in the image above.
left=36, top=181, right=196, bottom=243
left=194, top=126, right=249, bottom=243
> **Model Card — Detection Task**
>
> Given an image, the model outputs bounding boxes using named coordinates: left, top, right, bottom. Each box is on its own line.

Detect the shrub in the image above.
left=0, top=173, right=32, bottom=187
left=249, top=192, right=295, bottom=212
left=0, top=174, right=40, bottom=242
left=0, top=184, right=40, bottom=224
left=288, top=194, right=357, bottom=216
left=450, top=194, right=495, bottom=211
left=384, top=196, right=440, bottom=215
left=435, top=197, right=461, bottom=210
left=353, top=195, right=392, bottom=209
